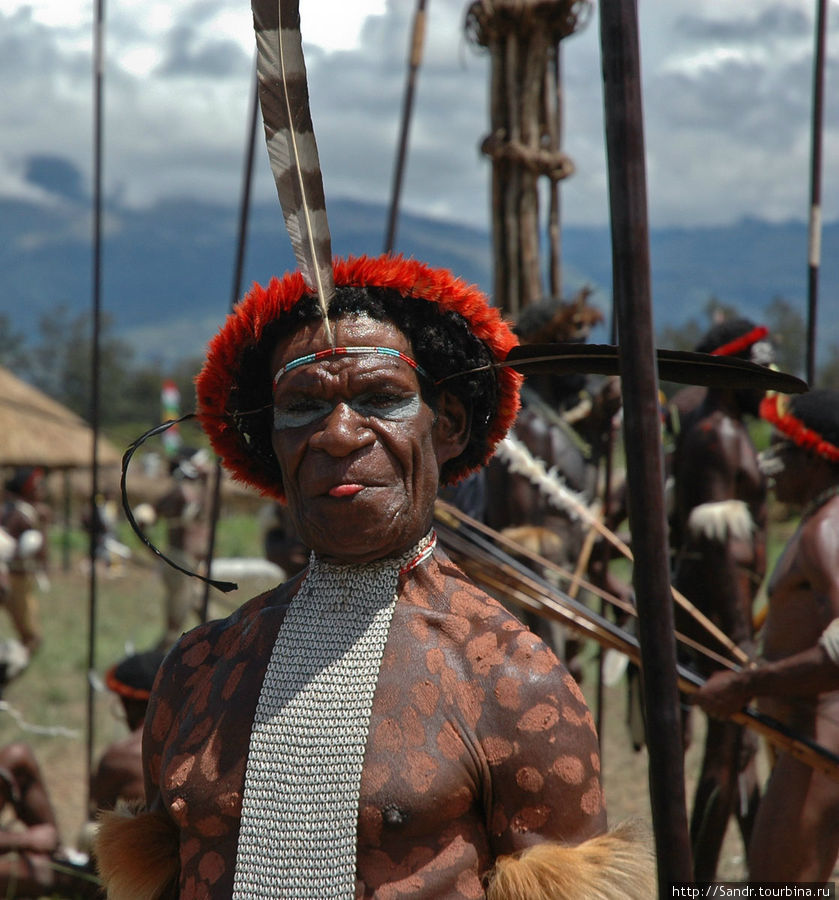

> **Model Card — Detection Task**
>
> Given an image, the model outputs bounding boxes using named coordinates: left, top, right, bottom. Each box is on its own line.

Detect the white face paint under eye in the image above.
left=273, top=391, right=422, bottom=430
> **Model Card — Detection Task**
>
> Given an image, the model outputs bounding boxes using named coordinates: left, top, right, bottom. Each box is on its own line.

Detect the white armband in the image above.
left=686, top=500, right=754, bottom=543
left=818, top=618, right=839, bottom=666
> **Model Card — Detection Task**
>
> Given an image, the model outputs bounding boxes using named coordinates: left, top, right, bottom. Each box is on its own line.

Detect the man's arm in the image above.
left=480, top=630, right=654, bottom=899
left=691, top=641, right=839, bottom=719
left=480, top=631, right=606, bottom=858
left=693, top=520, right=839, bottom=719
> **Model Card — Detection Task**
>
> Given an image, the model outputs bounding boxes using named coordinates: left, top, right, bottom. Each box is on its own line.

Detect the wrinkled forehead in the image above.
left=272, top=348, right=424, bottom=395
left=270, top=313, right=425, bottom=390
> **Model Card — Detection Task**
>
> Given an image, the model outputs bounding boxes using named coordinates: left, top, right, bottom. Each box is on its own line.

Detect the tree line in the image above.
left=3, top=296, right=839, bottom=436
left=0, top=307, right=204, bottom=445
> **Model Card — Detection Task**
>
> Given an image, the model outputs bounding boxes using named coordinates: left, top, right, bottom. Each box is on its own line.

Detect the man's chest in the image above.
left=765, top=533, right=832, bottom=656
left=159, top=636, right=483, bottom=829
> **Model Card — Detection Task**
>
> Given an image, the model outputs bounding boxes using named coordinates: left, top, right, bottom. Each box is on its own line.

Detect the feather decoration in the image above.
left=500, top=343, right=808, bottom=393
left=252, top=0, right=335, bottom=344
left=493, top=433, right=624, bottom=543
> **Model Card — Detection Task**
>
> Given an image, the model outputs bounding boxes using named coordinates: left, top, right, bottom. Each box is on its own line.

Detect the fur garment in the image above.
left=94, top=804, right=179, bottom=900
left=484, top=822, right=656, bottom=900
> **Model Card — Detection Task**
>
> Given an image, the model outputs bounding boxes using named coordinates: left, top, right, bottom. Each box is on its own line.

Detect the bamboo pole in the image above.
left=520, top=30, right=545, bottom=304
left=488, top=38, right=508, bottom=311
left=599, top=0, right=693, bottom=885
left=199, top=71, right=260, bottom=625
left=546, top=43, right=562, bottom=299
left=503, top=31, right=521, bottom=315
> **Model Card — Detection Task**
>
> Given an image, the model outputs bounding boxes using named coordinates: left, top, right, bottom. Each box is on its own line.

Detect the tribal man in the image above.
left=95, top=256, right=653, bottom=899
left=671, top=318, right=772, bottom=880
left=693, top=388, right=839, bottom=882
left=0, top=467, right=50, bottom=655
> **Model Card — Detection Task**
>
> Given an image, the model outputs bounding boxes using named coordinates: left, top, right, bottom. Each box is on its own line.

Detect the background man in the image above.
left=670, top=318, right=772, bottom=880
left=0, top=467, right=50, bottom=655
left=692, top=388, right=839, bottom=882
left=91, top=649, right=165, bottom=812
left=0, top=742, right=98, bottom=897
left=138, top=449, right=213, bottom=650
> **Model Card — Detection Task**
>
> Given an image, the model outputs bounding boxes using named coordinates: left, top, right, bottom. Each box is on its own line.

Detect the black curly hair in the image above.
left=111, top=650, right=166, bottom=695
left=788, top=389, right=839, bottom=451
left=228, top=284, right=499, bottom=484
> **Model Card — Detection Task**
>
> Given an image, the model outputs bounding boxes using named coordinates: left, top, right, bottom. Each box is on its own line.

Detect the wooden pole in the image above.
left=599, top=0, right=693, bottom=888
left=86, top=0, right=106, bottom=820
left=520, top=32, right=544, bottom=305
left=547, top=42, right=562, bottom=300
left=383, top=0, right=428, bottom=254
left=503, top=31, right=522, bottom=315
left=806, top=0, right=828, bottom=386
left=200, top=70, right=261, bottom=623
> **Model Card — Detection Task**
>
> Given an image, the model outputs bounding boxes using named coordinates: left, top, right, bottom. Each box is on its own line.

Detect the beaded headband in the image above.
left=273, top=346, right=429, bottom=386
left=105, top=665, right=153, bottom=702
left=710, top=325, right=769, bottom=358
left=760, top=393, right=839, bottom=464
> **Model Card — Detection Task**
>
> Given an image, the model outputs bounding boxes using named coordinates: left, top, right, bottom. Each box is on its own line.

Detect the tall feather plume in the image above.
left=252, top=0, right=335, bottom=344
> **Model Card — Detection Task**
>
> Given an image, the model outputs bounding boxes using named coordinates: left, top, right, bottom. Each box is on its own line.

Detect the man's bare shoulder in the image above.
left=156, top=576, right=302, bottom=680
left=682, top=409, right=748, bottom=454
left=798, top=496, right=839, bottom=581
left=406, top=552, right=576, bottom=688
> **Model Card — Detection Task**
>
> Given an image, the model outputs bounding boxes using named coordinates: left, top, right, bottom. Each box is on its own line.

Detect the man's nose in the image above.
left=308, top=402, right=375, bottom=456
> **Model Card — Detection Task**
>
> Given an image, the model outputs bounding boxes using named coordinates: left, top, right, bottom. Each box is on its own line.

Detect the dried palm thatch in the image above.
left=0, top=365, right=121, bottom=469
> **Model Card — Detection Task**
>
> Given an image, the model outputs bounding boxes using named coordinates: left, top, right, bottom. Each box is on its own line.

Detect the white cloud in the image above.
left=2, top=0, right=838, bottom=229
left=303, top=0, right=387, bottom=52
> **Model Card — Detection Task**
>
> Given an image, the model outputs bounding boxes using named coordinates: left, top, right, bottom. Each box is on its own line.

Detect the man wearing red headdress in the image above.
left=95, top=257, right=652, bottom=900
left=692, top=388, right=839, bottom=882
left=670, top=318, right=773, bottom=880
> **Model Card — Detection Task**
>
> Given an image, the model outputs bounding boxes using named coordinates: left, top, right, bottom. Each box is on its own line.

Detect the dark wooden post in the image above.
left=599, top=0, right=693, bottom=889
left=465, top=0, right=586, bottom=315
left=86, top=0, right=106, bottom=821
left=383, top=0, right=429, bottom=254
left=806, top=0, right=827, bottom=386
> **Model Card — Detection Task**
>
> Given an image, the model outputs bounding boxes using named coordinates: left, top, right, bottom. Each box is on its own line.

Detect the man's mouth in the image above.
left=327, top=483, right=365, bottom=498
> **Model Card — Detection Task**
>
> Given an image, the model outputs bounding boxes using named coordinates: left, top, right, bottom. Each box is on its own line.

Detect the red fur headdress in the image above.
left=760, top=392, right=839, bottom=464
left=196, top=254, right=522, bottom=500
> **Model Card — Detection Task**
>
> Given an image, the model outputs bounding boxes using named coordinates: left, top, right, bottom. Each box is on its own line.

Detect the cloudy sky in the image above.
left=3, top=0, right=838, bottom=231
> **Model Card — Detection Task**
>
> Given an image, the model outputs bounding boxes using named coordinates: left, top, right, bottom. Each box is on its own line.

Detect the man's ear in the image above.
left=433, top=390, right=470, bottom=466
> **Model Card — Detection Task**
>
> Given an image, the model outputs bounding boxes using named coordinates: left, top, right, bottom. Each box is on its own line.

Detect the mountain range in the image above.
left=3, top=188, right=837, bottom=370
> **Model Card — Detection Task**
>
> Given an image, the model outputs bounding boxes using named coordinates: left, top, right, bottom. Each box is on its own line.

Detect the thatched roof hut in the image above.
left=0, top=365, right=121, bottom=469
